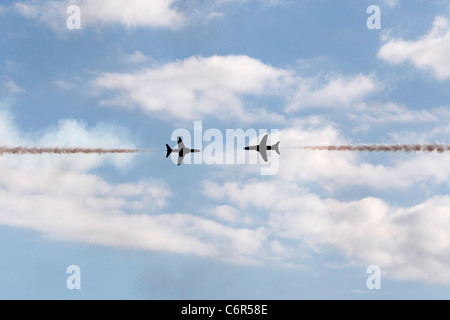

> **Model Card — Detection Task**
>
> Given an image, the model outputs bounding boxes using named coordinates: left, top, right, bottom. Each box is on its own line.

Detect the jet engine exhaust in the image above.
left=0, top=147, right=154, bottom=156
left=290, top=145, right=450, bottom=153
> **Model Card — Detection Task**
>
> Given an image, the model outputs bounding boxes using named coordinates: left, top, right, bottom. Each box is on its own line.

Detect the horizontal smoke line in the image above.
left=288, top=145, right=450, bottom=153
left=0, top=147, right=156, bottom=156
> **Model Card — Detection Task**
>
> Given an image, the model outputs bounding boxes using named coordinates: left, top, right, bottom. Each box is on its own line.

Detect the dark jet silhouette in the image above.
left=166, top=137, right=201, bottom=166
left=244, top=134, right=280, bottom=162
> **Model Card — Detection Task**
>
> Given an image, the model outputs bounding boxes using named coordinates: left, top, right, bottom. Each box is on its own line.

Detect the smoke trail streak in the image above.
left=289, top=145, right=450, bottom=154
left=0, top=147, right=155, bottom=156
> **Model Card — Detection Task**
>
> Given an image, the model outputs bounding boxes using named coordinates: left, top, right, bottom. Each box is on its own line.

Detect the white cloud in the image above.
left=0, top=161, right=275, bottom=264
left=92, top=54, right=382, bottom=122
left=89, top=51, right=392, bottom=123
left=286, top=74, right=379, bottom=111
left=35, top=119, right=140, bottom=169
left=273, top=194, right=450, bottom=284
left=123, top=50, right=149, bottom=64
left=198, top=121, right=450, bottom=282
left=54, top=80, right=76, bottom=90
left=80, top=0, right=184, bottom=29
left=207, top=11, right=224, bottom=20
left=3, top=59, right=21, bottom=73
left=178, top=0, right=286, bottom=24
left=13, top=0, right=68, bottom=31
left=389, top=120, right=450, bottom=144
left=0, top=77, right=25, bottom=96
left=204, top=178, right=450, bottom=283
left=92, top=55, right=288, bottom=123
left=12, top=0, right=288, bottom=30
left=347, top=102, right=443, bottom=124
left=13, top=0, right=184, bottom=30
left=0, top=176, right=270, bottom=261
left=278, top=125, right=450, bottom=189
left=2, top=98, right=450, bottom=279
left=207, top=205, right=240, bottom=223
left=196, top=123, right=450, bottom=191
left=379, top=17, right=450, bottom=80
left=383, top=0, right=399, bottom=8
left=0, top=102, right=278, bottom=265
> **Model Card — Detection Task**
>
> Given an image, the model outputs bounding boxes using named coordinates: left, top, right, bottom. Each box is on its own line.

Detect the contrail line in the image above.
left=0, top=147, right=156, bottom=156
left=287, top=145, right=450, bottom=153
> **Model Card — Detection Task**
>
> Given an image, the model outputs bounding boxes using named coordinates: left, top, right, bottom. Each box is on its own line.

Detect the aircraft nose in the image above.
left=244, top=147, right=250, bottom=150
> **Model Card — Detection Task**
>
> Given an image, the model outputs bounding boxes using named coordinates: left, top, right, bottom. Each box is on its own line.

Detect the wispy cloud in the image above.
left=383, top=0, right=399, bottom=8
left=13, top=0, right=184, bottom=30
left=347, top=102, right=445, bottom=124
left=11, top=0, right=286, bottom=31
left=287, top=74, right=380, bottom=111
left=13, top=0, right=68, bottom=31
left=379, top=17, right=450, bottom=80
left=0, top=77, right=25, bottom=96
left=122, top=51, right=149, bottom=64
left=54, top=80, right=76, bottom=90
left=180, top=0, right=288, bottom=23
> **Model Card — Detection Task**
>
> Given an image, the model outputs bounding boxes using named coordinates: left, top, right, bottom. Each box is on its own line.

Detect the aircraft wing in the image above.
left=177, top=148, right=185, bottom=166
left=259, top=135, right=269, bottom=149
left=258, top=135, right=269, bottom=162
left=177, top=137, right=186, bottom=150
left=259, top=148, right=268, bottom=162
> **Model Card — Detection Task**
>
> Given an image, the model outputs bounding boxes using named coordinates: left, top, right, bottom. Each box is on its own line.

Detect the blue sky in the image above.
left=2, top=0, right=450, bottom=299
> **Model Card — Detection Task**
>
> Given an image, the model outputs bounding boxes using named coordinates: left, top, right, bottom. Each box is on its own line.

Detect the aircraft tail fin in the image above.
left=166, top=144, right=172, bottom=158
left=273, top=142, right=280, bottom=155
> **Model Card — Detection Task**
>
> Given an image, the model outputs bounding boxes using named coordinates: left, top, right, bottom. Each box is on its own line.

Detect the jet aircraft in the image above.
left=244, top=134, right=280, bottom=162
left=166, top=137, right=201, bottom=166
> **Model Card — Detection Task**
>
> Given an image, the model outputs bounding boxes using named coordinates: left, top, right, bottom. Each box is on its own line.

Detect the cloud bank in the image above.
left=92, top=55, right=381, bottom=122
left=92, top=55, right=288, bottom=123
